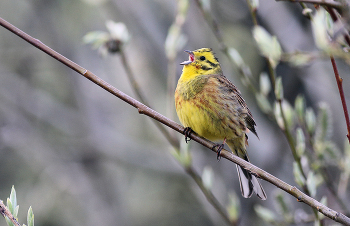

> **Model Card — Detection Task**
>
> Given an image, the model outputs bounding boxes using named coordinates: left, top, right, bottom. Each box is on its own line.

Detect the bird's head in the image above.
left=180, top=48, right=222, bottom=77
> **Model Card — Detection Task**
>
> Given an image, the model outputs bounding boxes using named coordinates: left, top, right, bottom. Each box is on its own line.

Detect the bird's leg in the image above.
left=183, top=127, right=193, bottom=143
left=213, top=138, right=226, bottom=160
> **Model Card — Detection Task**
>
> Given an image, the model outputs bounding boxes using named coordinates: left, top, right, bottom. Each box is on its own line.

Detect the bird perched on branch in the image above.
left=175, top=48, right=266, bottom=200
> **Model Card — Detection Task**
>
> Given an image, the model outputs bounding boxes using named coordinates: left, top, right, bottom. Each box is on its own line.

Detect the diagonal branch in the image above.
left=0, top=17, right=350, bottom=225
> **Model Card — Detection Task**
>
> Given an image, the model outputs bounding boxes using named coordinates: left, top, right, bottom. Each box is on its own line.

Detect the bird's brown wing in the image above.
left=210, top=74, right=258, bottom=138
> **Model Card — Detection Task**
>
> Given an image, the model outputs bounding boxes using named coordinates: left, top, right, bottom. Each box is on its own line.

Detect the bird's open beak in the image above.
left=180, top=50, right=194, bottom=65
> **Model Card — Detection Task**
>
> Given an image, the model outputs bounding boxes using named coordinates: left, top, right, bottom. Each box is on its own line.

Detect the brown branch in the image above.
left=0, top=17, right=350, bottom=225
left=276, top=0, right=343, bottom=10
left=326, top=7, right=350, bottom=143
left=330, top=56, right=350, bottom=143
left=0, top=200, right=20, bottom=226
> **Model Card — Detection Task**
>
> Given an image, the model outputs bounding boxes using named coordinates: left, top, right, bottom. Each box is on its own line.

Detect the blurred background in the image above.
left=0, top=0, right=349, bottom=225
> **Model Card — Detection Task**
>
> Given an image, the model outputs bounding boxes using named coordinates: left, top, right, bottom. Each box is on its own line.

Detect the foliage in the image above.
left=3, top=186, right=34, bottom=226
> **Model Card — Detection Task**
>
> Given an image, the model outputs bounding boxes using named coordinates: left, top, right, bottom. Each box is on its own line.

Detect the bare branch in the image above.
left=330, top=56, right=350, bottom=143
left=276, top=0, right=343, bottom=10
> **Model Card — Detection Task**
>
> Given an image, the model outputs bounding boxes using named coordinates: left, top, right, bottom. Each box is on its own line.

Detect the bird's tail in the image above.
left=227, top=138, right=267, bottom=200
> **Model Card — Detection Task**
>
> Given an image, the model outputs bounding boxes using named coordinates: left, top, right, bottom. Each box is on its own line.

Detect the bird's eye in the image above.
left=199, top=56, right=206, bottom=61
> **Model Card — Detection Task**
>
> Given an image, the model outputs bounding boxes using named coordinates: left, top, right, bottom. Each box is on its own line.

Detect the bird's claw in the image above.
left=213, top=143, right=224, bottom=160
left=183, top=127, right=193, bottom=143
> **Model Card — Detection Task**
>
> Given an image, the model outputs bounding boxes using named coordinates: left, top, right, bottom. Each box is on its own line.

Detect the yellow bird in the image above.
left=175, top=48, right=266, bottom=200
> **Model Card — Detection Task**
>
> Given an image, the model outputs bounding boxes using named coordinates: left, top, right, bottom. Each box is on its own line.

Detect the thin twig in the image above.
left=193, top=0, right=228, bottom=55
left=302, top=113, right=350, bottom=214
left=330, top=56, right=350, bottom=143
left=0, top=17, right=350, bottom=225
left=119, top=50, right=180, bottom=148
left=278, top=99, right=321, bottom=222
left=165, top=0, right=188, bottom=121
left=194, top=0, right=260, bottom=95
left=325, top=7, right=350, bottom=143
left=278, top=100, right=306, bottom=180
left=287, top=4, right=350, bottom=214
left=319, top=167, right=350, bottom=214
left=247, top=0, right=307, bottom=189
left=0, top=200, right=21, bottom=226
left=276, top=0, right=343, bottom=10
left=245, top=2, right=321, bottom=222
left=246, top=0, right=258, bottom=26
left=185, top=167, right=236, bottom=226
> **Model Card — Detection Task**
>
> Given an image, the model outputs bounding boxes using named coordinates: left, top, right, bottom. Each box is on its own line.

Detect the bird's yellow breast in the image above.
left=175, top=76, right=243, bottom=141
